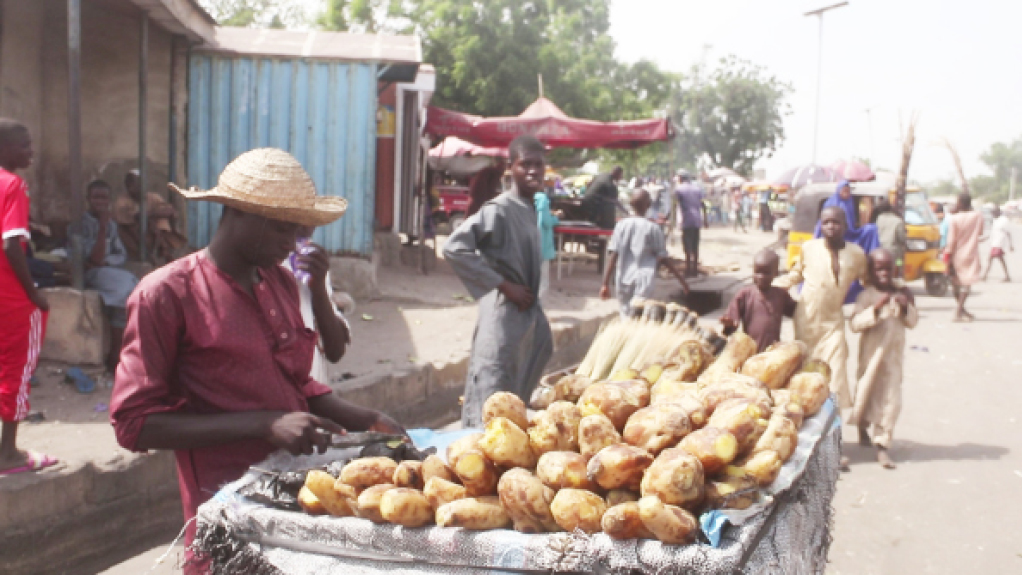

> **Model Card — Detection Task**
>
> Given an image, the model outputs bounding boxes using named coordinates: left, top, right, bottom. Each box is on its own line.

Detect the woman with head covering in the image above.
left=814, top=180, right=881, bottom=301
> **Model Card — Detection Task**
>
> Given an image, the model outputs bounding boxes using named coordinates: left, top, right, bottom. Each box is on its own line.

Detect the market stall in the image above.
left=193, top=302, right=840, bottom=575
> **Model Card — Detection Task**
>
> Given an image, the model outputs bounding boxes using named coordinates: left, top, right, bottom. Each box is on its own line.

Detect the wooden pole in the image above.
left=68, top=0, right=84, bottom=289
left=139, top=12, right=149, bottom=262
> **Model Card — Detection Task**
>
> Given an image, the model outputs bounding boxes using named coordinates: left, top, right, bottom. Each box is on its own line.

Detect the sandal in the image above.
left=0, top=451, right=58, bottom=476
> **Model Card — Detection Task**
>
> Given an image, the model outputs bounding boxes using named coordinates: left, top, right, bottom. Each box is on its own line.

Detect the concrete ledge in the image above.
left=40, top=287, right=107, bottom=365
left=0, top=451, right=180, bottom=575
left=329, top=256, right=378, bottom=301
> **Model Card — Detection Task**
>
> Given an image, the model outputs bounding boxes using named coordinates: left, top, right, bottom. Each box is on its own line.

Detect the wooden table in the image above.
left=554, top=224, right=613, bottom=280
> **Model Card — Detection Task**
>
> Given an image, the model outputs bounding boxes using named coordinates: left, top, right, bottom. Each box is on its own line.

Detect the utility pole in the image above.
left=805, top=1, right=849, bottom=165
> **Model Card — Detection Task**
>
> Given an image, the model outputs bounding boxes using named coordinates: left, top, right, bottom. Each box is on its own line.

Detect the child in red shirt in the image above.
left=0, top=119, right=56, bottom=474
left=720, top=250, right=797, bottom=353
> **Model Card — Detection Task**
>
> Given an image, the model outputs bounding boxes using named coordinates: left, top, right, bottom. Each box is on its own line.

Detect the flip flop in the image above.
left=0, top=451, right=58, bottom=476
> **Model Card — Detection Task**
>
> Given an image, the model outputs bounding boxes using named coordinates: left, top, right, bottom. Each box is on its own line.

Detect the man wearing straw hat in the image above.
left=445, top=135, right=553, bottom=427
left=110, top=148, right=402, bottom=567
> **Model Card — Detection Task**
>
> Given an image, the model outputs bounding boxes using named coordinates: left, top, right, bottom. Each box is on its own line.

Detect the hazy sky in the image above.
left=608, top=0, right=1019, bottom=182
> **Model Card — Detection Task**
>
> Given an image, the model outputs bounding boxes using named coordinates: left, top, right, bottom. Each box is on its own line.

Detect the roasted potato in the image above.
left=578, top=383, right=643, bottom=430
left=578, top=414, right=622, bottom=461
left=623, top=403, right=693, bottom=455
left=528, top=401, right=582, bottom=456
left=602, top=501, right=654, bottom=539
left=702, top=467, right=759, bottom=511
left=479, top=416, right=537, bottom=469
left=421, top=454, right=458, bottom=484
left=482, top=391, right=530, bottom=431
left=697, top=332, right=758, bottom=385
left=529, top=384, right=558, bottom=410
left=655, top=393, right=710, bottom=429
left=436, top=496, right=511, bottom=530
left=304, top=470, right=354, bottom=517
left=586, top=443, right=654, bottom=491
left=554, top=374, right=594, bottom=403
left=497, top=468, right=560, bottom=533
left=340, top=457, right=399, bottom=491
left=707, top=399, right=770, bottom=453
left=334, top=481, right=360, bottom=512
left=393, top=460, right=425, bottom=490
left=356, top=483, right=396, bottom=523
left=787, top=372, right=829, bottom=416
left=753, top=414, right=799, bottom=461
left=423, top=476, right=468, bottom=511
left=380, top=488, right=433, bottom=528
left=639, top=448, right=704, bottom=509
left=550, top=489, right=607, bottom=534
left=605, top=489, right=640, bottom=506
left=297, top=486, right=327, bottom=515
left=677, top=427, right=738, bottom=474
left=734, top=449, right=782, bottom=487
left=452, top=447, right=500, bottom=496
left=447, top=433, right=484, bottom=465
left=638, top=495, right=699, bottom=545
left=536, top=451, right=596, bottom=490
left=607, top=379, right=651, bottom=408
left=740, top=341, right=806, bottom=390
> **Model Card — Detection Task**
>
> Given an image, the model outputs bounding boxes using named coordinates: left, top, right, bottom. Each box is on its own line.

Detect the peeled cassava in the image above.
left=423, top=476, right=467, bottom=511
left=550, top=488, right=607, bottom=534
left=703, top=467, right=759, bottom=511
left=772, top=400, right=805, bottom=429
left=650, top=379, right=702, bottom=406
left=536, top=451, right=596, bottom=491
left=668, top=339, right=712, bottom=382
left=447, top=433, right=484, bottom=465
left=605, top=489, right=640, bottom=506
left=607, top=379, right=651, bottom=408
left=638, top=495, right=699, bottom=544
left=356, top=483, right=396, bottom=523
left=452, top=448, right=500, bottom=497
left=421, top=454, right=458, bottom=484
left=753, top=414, right=799, bottom=461
left=740, top=341, right=806, bottom=389
left=655, top=393, right=711, bottom=429
left=602, top=501, right=655, bottom=539
left=297, top=486, right=327, bottom=515
left=392, top=460, right=425, bottom=490
left=578, top=414, right=622, bottom=461
left=734, top=450, right=782, bottom=487
left=497, top=468, right=560, bottom=533
left=529, top=384, right=558, bottom=410
left=586, top=443, right=654, bottom=491
left=554, top=374, right=594, bottom=403
left=623, top=403, right=693, bottom=455
left=479, top=417, right=536, bottom=469
left=698, top=373, right=772, bottom=415
left=380, top=488, right=433, bottom=528
left=482, top=392, right=530, bottom=431
left=639, top=448, right=705, bottom=509
left=677, top=427, right=738, bottom=475
left=578, top=383, right=644, bottom=431
left=787, top=372, right=829, bottom=416
left=436, top=496, right=511, bottom=530
left=529, top=401, right=583, bottom=456
left=303, top=470, right=354, bottom=517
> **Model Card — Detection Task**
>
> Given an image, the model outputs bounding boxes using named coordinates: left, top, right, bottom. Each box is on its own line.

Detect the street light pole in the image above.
left=805, top=1, right=848, bottom=165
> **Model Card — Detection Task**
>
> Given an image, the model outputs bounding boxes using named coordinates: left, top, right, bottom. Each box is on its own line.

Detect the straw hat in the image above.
left=169, top=148, right=346, bottom=226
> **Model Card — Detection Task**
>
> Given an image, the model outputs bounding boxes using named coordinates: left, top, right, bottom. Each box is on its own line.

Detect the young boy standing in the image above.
left=720, top=250, right=796, bottom=353
left=984, top=206, right=1013, bottom=282
left=600, top=188, right=689, bottom=316
left=849, top=249, right=918, bottom=469
left=444, top=135, right=553, bottom=427
left=0, top=119, right=56, bottom=474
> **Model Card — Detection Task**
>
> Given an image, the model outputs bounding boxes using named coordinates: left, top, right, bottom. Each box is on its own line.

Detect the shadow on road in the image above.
left=844, top=440, right=1009, bottom=466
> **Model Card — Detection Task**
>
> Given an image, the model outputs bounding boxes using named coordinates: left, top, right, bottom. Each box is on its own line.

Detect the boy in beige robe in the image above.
left=849, top=249, right=918, bottom=469
left=776, top=207, right=869, bottom=410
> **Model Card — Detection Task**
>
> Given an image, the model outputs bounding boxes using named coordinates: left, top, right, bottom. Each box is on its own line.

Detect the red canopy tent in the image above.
left=424, top=97, right=672, bottom=149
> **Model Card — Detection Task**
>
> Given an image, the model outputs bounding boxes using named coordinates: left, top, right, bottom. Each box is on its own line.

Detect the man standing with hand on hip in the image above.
left=445, top=135, right=553, bottom=427
left=110, top=149, right=402, bottom=572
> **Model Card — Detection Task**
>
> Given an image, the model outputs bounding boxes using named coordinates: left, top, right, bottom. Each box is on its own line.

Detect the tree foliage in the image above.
left=672, top=56, right=791, bottom=177
left=198, top=0, right=308, bottom=28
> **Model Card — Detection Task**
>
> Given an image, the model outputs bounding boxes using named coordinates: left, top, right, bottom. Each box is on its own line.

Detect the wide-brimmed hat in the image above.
left=169, top=148, right=346, bottom=227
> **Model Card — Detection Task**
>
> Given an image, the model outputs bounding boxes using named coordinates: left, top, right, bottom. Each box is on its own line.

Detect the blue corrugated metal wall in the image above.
left=186, top=54, right=378, bottom=256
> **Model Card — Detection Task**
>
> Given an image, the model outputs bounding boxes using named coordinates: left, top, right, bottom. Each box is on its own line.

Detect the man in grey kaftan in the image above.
left=445, top=191, right=553, bottom=427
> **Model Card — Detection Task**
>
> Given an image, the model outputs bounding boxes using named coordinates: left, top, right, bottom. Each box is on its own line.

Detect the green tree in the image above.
left=198, top=0, right=308, bottom=28
left=672, top=55, right=791, bottom=177
left=317, top=0, right=415, bottom=33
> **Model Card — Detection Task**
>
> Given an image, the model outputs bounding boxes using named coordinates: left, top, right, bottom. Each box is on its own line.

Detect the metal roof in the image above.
left=129, top=0, right=217, bottom=43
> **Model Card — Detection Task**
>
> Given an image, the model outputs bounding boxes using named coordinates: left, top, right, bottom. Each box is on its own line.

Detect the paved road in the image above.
left=828, top=232, right=1022, bottom=573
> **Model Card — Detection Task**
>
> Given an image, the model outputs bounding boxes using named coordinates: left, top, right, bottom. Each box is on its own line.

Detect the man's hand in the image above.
left=297, top=242, right=331, bottom=291
left=874, top=292, right=892, bottom=312
left=599, top=285, right=610, bottom=300
left=368, top=412, right=406, bottom=435
left=264, top=412, right=346, bottom=456
left=678, top=278, right=691, bottom=296
left=893, top=292, right=909, bottom=311
left=30, top=290, right=49, bottom=312
left=720, top=316, right=738, bottom=330
left=498, top=281, right=534, bottom=311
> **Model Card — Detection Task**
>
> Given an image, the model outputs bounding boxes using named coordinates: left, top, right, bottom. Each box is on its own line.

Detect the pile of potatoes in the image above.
left=297, top=332, right=830, bottom=545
